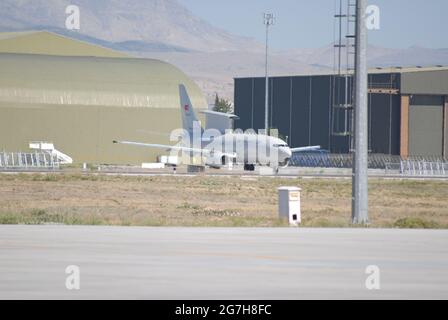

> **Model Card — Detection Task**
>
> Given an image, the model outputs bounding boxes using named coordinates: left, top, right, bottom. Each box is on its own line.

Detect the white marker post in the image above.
left=278, top=186, right=301, bottom=226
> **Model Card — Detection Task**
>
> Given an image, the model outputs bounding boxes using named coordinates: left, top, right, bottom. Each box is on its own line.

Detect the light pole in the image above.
left=263, top=13, right=274, bottom=133
left=352, top=0, right=369, bottom=224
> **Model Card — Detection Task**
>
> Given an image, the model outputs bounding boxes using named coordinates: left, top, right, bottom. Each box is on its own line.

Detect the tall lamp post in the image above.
left=263, top=13, right=275, bottom=133
left=352, top=0, right=369, bottom=224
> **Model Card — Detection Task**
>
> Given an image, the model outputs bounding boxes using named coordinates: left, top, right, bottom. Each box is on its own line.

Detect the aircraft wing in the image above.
left=113, top=140, right=236, bottom=158
left=290, top=145, right=321, bottom=152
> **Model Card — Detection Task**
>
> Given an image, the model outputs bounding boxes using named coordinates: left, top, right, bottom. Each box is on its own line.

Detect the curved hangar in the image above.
left=0, top=52, right=206, bottom=164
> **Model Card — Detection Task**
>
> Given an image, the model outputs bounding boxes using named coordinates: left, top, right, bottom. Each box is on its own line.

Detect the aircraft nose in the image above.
left=280, top=147, right=292, bottom=159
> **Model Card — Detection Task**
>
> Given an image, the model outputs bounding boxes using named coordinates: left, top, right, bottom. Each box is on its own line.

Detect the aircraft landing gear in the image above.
left=244, top=164, right=255, bottom=171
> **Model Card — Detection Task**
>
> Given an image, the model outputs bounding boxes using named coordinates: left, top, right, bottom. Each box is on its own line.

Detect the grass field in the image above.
left=0, top=173, right=447, bottom=228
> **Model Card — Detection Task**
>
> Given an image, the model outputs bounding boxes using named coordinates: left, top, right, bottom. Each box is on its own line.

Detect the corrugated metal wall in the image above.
left=367, top=73, right=401, bottom=155
left=368, top=93, right=401, bottom=154
left=408, top=95, right=444, bottom=156
left=401, top=70, right=448, bottom=95
left=234, top=73, right=401, bottom=155
left=0, top=105, right=182, bottom=164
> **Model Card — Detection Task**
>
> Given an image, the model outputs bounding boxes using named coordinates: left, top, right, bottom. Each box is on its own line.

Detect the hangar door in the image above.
left=409, top=95, right=444, bottom=156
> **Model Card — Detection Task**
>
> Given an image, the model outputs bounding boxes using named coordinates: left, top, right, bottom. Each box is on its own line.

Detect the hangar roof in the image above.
left=368, top=65, right=448, bottom=74
left=235, top=65, right=448, bottom=79
left=235, top=66, right=448, bottom=96
left=0, top=52, right=206, bottom=110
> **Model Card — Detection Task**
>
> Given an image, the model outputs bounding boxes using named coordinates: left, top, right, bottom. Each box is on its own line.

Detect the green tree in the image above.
left=213, top=93, right=232, bottom=113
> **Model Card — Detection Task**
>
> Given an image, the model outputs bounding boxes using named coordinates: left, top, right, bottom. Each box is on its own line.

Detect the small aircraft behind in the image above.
left=113, top=84, right=320, bottom=172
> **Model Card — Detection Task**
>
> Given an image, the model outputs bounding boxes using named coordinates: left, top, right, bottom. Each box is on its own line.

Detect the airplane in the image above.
left=113, top=84, right=320, bottom=172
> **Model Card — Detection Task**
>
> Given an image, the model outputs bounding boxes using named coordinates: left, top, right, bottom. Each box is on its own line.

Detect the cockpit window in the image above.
left=273, top=144, right=288, bottom=147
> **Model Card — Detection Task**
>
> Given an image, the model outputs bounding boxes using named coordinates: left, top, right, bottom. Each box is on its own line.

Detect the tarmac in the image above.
left=1, top=225, right=447, bottom=299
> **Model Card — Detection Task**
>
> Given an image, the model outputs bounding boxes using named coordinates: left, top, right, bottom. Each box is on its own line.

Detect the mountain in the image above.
left=282, top=43, right=448, bottom=70
left=0, top=0, right=262, bottom=53
left=1, top=0, right=448, bottom=102
left=138, top=50, right=329, bottom=102
left=368, top=46, right=448, bottom=68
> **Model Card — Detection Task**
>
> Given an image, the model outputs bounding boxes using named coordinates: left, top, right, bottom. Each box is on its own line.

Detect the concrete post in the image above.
left=352, top=0, right=369, bottom=224
left=278, top=186, right=301, bottom=226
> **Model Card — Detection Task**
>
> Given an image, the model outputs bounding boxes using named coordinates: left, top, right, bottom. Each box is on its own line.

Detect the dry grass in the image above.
left=0, top=173, right=447, bottom=228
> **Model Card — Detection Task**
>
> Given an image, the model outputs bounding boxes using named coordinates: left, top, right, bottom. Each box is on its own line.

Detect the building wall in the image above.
left=445, top=96, right=448, bottom=158
left=235, top=70, right=448, bottom=157
left=0, top=104, right=181, bottom=164
left=400, top=95, right=410, bottom=157
left=400, top=69, right=448, bottom=157
left=290, top=77, right=314, bottom=148
left=401, top=70, right=448, bottom=95
left=408, top=95, right=445, bottom=156
left=368, top=92, right=401, bottom=155
left=234, top=73, right=401, bottom=155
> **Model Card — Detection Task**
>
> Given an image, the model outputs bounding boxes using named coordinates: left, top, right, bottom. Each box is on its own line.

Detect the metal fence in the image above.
left=399, top=160, right=448, bottom=176
left=290, top=153, right=448, bottom=176
left=0, top=152, right=60, bottom=170
left=290, top=153, right=403, bottom=169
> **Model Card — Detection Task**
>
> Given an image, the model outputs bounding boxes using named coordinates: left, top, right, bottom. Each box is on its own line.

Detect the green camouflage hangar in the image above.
left=234, top=66, right=448, bottom=158
left=0, top=31, right=206, bottom=164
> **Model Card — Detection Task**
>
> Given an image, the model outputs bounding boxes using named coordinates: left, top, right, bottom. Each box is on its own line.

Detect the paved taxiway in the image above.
left=1, top=225, right=447, bottom=299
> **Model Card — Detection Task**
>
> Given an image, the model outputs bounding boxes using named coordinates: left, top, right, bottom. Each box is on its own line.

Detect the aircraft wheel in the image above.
left=244, top=164, right=255, bottom=171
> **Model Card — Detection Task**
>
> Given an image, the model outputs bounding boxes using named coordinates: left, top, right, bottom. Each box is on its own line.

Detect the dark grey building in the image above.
left=234, top=67, right=448, bottom=157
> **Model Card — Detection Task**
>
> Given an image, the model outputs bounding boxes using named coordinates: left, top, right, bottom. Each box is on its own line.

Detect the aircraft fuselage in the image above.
left=202, top=133, right=292, bottom=169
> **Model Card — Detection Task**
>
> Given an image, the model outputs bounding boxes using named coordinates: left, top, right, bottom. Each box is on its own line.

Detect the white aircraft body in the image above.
left=114, top=84, right=319, bottom=171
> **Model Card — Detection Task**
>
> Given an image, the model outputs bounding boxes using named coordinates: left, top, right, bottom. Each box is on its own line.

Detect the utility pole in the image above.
left=264, top=13, right=274, bottom=132
left=352, top=0, right=369, bottom=224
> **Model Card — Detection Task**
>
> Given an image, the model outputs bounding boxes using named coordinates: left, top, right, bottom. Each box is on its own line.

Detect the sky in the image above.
left=177, top=0, right=448, bottom=49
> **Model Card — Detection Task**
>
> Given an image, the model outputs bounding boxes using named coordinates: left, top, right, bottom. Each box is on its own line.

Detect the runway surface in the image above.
left=1, top=225, right=447, bottom=299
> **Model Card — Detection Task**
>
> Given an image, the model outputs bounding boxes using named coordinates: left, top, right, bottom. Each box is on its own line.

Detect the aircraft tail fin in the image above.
left=179, top=84, right=202, bottom=135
